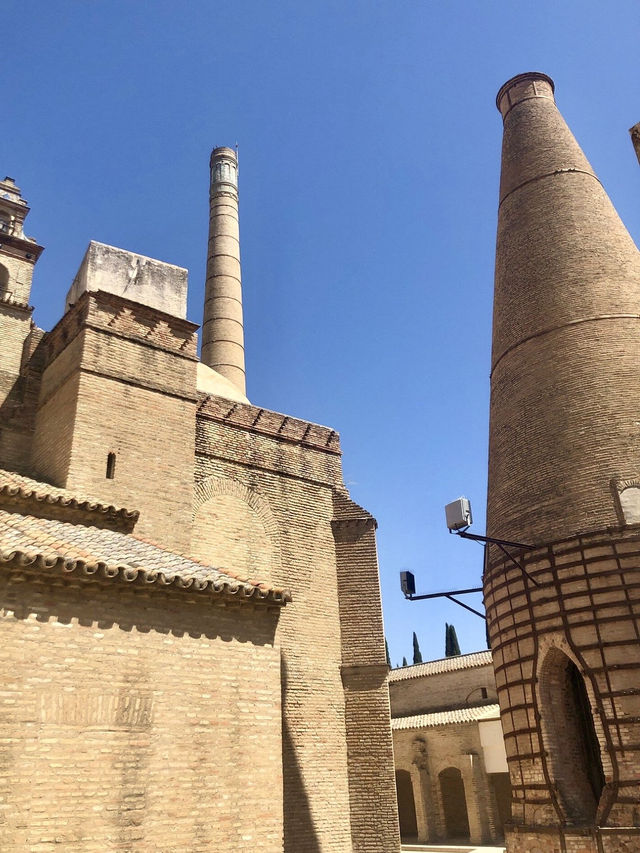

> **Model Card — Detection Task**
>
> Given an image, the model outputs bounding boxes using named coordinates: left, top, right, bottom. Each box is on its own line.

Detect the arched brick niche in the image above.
left=191, top=477, right=281, bottom=583
left=537, top=644, right=606, bottom=823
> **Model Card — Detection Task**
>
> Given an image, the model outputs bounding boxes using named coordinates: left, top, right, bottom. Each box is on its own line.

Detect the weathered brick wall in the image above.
left=485, top=529, right=640, bottom=853
left=31, top=292, right=199, bottom=552
left=193, top=402, right=401, bottom=853
left=333, top=494, right=402, bottom=851
left=390, top=664, right=497, bottom=717
left=0, top=569, right=283, bottom=852
left=0, top=307, right=31, bottom=404
left=0, top=253, right=35, bottom=306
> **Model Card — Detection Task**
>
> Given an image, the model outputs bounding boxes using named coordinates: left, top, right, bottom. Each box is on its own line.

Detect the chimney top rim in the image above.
left=496, top=72, right=555, bottom=113
left=210, top=146, right=237, bottom=160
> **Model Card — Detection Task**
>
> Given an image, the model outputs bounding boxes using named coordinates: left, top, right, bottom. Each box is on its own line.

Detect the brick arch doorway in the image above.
left=438, top=766, right=470, bottom=841
left=539, top=647, right=605, bottom=822
left=395, top=769, right=418, bottom=840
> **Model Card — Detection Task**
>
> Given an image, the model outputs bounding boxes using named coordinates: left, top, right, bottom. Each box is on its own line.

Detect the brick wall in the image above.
left=0, top=253, right=35, bottom=306
left=31, top=292, right=199, bottom=552
left=0, top=567, right=283, bottom=852
left=193, top=403, right=401, bottom=853
left=485, top=529, right=640, bottom=853
left=0, top=307, right=31, bottom=404
left=333, top=494, right=402, bottom=851
left=390, top=664, right=497, bottom=717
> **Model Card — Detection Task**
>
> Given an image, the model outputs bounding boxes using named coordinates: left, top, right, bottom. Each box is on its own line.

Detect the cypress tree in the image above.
left=446, top=624, right=461, bottom=657
left=412, top=631, right=423, bottom=665
left=402, top=656, right=408, bottom=667
left=385, top=638, right=391, bottom=667
left=445, top=622, right=450, bottom=656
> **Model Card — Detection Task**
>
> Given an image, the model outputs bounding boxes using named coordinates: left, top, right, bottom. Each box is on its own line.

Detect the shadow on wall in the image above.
left=281, top=656, right=321, bottom=853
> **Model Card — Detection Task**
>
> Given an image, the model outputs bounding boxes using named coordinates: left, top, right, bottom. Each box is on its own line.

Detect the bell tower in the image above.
left=0, top=176, right=44, bottom=404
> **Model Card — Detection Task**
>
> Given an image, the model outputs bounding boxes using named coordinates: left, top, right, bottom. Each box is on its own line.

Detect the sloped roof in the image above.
left=0, top=508, right=290, bottom=605
left=392, top=703, right=501, bottom=730
left=0, top=469, right=139, bottom=524
left=388, top=650, right=493, bottom=682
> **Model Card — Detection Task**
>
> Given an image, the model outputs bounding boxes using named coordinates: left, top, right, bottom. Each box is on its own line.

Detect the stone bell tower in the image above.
left=0, top=177, right=44, bottom=405
left=484, top=73, right=640, bottom=853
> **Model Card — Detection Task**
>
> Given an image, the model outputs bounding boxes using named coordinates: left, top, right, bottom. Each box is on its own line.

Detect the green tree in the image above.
left=412, top=631, right=423, bottom=665
left=385, top=638, right=391, bottom=667
left=402, top=656, right=408, bottom=667
left=445, top=623, right=461, bottom=657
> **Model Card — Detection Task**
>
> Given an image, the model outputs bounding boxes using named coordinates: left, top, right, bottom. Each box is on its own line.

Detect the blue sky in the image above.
left=4, top=1, right=640, bottom=665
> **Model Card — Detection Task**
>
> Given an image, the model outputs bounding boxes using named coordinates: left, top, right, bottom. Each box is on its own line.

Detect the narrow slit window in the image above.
left=106, top=452, right=116, bottom=479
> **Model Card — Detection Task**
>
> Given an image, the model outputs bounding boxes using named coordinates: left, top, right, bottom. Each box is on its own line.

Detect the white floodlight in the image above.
left=445, top=497, right=473, bottom=532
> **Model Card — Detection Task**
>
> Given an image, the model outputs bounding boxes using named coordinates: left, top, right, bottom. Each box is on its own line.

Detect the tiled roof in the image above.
left=0, top=509, right=290, bottom=605
left=392, top=703, right=501, bottom=730
left=388, top=650, right=493, bottom=682
left=0, top=469, right=139, bottom=523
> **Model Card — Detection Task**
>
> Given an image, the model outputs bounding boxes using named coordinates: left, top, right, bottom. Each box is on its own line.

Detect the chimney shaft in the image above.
left=202, top=146, right=246, bottom=395
left=487, top=73, right=640, bottom=544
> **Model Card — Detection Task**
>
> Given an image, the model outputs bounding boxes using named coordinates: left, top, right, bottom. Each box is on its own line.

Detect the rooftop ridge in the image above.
left=0, top=508, right=290, bottom=605
left=388, top=649, right=493, bottom=681
left=391, top=703, right=501, bottom=730
left=0, top=469, right=139, bottom=527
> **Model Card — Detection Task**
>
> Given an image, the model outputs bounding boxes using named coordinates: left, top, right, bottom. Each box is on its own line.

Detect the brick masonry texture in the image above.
left=487, top=73, right=640, bottom=853
left=0, top=570, right=283, bottom=852
left=194, top=405, right=401, bottom=852
left=0, top=170, right=401, bottom=850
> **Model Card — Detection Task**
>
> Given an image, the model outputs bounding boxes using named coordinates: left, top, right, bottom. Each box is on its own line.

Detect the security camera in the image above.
left=445, top=497, right=472, bottom=532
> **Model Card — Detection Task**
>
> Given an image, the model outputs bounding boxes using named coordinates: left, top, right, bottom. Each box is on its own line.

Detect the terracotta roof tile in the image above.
left=392, top=703, right=501, bottom=730
left=0, top=509, right=290, bottom=605
left=0, top=469, right=139, bottom=523
left=388, top=650, right=493, bottom=682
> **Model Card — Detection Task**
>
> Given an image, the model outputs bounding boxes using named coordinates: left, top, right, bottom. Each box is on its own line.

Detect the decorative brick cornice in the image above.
left=197, top=396, right=341, bottom=455
left=44, top=290, right=199, bottom=368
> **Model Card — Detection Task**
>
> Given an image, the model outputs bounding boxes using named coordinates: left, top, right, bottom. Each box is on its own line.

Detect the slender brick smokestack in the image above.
left=487, top=72, right=640, bottom=544
left=202, top=146, right=246, bottom=395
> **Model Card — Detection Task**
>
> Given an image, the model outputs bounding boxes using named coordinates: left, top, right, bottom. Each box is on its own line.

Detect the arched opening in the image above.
left=0, top=264, right=9, bottom=296
left=395, top=769, right=418, bottom=840
left=540, top=649, right=605, bottom=822
left=439, top=766, right=470, bottom=841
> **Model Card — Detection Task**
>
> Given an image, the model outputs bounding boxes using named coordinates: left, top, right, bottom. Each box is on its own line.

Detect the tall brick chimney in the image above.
left=201, top=146, right=246, bottom=395
left=488, top=72, right=640, bottom=545
left=484, top=74, right=640, bottom=853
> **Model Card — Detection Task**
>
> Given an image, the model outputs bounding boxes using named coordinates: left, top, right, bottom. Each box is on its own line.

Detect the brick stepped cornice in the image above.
left=392, top=702, right=500, bottom=729
left=45, top=290, right=199, bottom=368
left=0, top=508, right=290, bottom=605
left=197, top=395, right=341, bottom=454
left=0, top=469, right=139, bottom=529
left=388, top=650, right=493, bottom=681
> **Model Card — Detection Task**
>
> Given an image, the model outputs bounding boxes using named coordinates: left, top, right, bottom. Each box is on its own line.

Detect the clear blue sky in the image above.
left=4, top=1, right=640, bottom=665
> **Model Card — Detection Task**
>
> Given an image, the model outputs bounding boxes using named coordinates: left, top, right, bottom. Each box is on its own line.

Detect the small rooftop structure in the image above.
left=65, top=241, right=188, bottom=319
